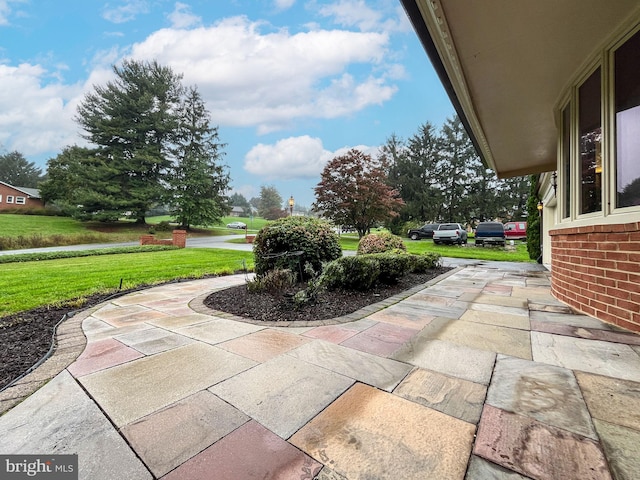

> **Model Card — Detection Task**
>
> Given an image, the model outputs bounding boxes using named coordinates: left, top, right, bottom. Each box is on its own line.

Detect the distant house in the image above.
left=0, top=181, right=44, bottom=211
left=230, top=206, right=245, bottom=217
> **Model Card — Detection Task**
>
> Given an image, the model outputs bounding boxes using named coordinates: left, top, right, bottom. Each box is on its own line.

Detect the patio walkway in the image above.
left=1, top=262, right=639, bottom=479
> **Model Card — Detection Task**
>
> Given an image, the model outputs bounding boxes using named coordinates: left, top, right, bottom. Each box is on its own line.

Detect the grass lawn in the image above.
left=0, top=248, right=253, bottom=316
left=147, top=215, right=270, bottom=233
left=0, top=215, right=89, bottom=237
left=339, top=235, right=532, bottom=262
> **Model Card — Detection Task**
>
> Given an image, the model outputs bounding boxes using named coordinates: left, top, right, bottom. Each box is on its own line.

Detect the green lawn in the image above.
left=147, top=215, right=270, bottom=233
left=339, top=235, right=532, bottom=262
left=0, top=248, right=253, bottom=316
left=0, top=214, right=88, bottom=237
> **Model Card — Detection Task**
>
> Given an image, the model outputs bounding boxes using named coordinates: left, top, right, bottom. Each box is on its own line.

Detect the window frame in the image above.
left=15, top=196, right=26, bottom=205
left=6, top=195, right=14, bottom=204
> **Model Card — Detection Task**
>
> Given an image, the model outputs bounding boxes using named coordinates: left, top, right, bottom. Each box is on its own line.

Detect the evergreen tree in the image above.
left=74, top=59, right=184, bottom=223
left=0, top=151, right=44, bottom=188
left=167, top=87, right=229, bottom=229
left=258, top=185, right=285, bottom=220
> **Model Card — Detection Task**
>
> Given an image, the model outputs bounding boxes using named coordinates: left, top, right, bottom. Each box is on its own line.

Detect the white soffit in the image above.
left=413, top=0, right=640, bottom=178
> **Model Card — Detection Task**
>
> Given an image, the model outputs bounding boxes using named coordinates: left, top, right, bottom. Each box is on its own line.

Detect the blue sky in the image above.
left=0, top=0, right=454, bottom=208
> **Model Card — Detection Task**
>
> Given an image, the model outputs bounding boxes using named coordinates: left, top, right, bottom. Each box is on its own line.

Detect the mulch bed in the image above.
left=204, top=268, right=450, bottom=322
left=1, top=267, right=449, bottom=391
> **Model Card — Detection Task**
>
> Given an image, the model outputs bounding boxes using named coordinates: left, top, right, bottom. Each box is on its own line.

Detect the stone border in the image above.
left=0, top=306, right=98, bottom=416
left=189, top=267, right=462, bottom=328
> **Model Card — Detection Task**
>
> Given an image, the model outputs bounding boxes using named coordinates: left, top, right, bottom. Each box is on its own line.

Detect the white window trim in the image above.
left=15, top=196, right=26, bottom=205
left=6, top=195, right=14, bottom=204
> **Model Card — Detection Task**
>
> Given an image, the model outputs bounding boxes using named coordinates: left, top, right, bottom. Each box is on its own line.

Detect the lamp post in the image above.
left=288, top=196, right=295, bottom=216
left=537, top=201, right=543, bottom=264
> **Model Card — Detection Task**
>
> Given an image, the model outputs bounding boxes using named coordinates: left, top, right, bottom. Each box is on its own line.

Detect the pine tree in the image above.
left=168, top=87, right=229, bottom=229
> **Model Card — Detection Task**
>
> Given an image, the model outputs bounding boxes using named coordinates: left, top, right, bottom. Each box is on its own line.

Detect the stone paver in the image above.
left=121, top=391, right=249, bottom=478
left=475, top=405, right=611, bottom=480
left=287, top=339, right=412, bottom=391
left=217, top=328, right=311, bottom=362
left=365, top=304, right=436, bottom=330
left=340, top=321, right=419, bottom=356
left=530, top=310, right=622, bottom=331
left=532, top=332, right=640, bottom=382
left=592, top=419, right=640, bottom=480
left=415, top=316, right=532, bottom=359
left=79, top=343, right=256, bottom=427
left=465, top=455, right=530, bottom=479
left=291, top=382, right=475, bottom=480
left=67, top=338, right=143, bottom=377
left=115, top=328, right=194, bottom=355
left=486, top=355, right=595, bottom=438
left=0, top=371, right=151, bottom=480
left=460, top=309, right=530, bottom=330
left=531, top=321, right=640, bottom=345
left=394, top=368, right=487, bottom=424
left=393, top=337, right=496, bottom=384
left=575, top=372, right=640, bottom=431
left=303, top=325, right=360, bottom=344
left=175, top=317, right=263, bottom=344
left=162, top=420, right=322, bottom=480
left=209, top=354, right=354, bottom=439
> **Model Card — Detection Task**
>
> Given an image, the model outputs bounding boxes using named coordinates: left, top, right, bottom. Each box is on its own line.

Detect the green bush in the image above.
left=253, top=216, right=341, bottom=280
left=365, top=253, right=413, bottom=284
left=357, top=232, right=406, bottom=254
left=319, top=255, right=381, bottom=291
left=408, top=252, right=442, bottom=273
left=246, top=268, right=296, bottom=295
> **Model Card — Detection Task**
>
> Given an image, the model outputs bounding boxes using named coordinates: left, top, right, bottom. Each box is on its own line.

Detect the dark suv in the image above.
left=407, top=223, right=440, bottom=240
left=475, top=222, right=506, bottom=247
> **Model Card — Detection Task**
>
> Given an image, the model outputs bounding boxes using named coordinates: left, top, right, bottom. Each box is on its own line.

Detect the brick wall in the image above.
left=140, top=230, right=187, bottom=248
left=549, top=221, right=640, bottom=333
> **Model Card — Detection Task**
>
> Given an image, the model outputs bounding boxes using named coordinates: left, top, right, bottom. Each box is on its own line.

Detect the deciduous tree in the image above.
left=313, top=149, right=404, bottom=238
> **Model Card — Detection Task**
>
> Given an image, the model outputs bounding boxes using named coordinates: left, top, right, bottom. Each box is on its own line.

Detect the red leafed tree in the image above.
left=313, top=149, right=404, bottom=238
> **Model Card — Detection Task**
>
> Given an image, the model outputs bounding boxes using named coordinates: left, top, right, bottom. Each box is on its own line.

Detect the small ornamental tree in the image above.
left=312, top=149, right=404, bottom=238
left=253, top=216, right=341, bottom=280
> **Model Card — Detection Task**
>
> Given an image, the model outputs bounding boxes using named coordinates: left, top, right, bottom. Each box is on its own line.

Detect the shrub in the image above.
left=357, top=232, right=406, bottom=254
left=246, top=268, right=296, bottom=295
left=319, top=256, right=381, bottom=291
left=253, top=216, right=341, bottom=280
left=366, top=252, right=413, bottom=284
left=408, top=252, right=442, bottom=273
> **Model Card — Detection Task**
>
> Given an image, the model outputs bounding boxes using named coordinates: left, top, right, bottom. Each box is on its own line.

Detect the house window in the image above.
left=578, top=68, right=602, bottom=215
left=6, top=195, right=14, bottom=204
left=16, top=196, right=26, bottom=205
left=614, top=28, right=640, bottom=208
left=562, top=103, right=571, bottom=218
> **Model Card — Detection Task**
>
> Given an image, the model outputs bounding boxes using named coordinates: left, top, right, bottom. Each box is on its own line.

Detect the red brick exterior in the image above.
left=549, top=221, right=640, bottom=333
left=140, top=230, right=187, bottom=248
left=0, top=183, right=44, bottom=211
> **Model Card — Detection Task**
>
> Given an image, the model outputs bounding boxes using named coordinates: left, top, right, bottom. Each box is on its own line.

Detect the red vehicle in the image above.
left=504, top=221, right=527, bottom=241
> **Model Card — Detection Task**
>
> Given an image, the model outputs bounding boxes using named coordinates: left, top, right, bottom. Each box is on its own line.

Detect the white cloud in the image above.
left=0, top=64, right=85, bottom=157
left=128, top=16, right=396, bottom=133
left=0, top=0, right=25, bottom=26
left=102, top=0, right=149, bottom=24
left=318, top=0, right=411, bottom=33
left=167, top=2, right=201, bottom=29
left=243, top=135, right=378, bottom=180
left=274, top=0, right=295, bottom=10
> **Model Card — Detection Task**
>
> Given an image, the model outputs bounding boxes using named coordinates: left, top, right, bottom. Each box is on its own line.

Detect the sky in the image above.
left=0, top=0, right=454, bottom=209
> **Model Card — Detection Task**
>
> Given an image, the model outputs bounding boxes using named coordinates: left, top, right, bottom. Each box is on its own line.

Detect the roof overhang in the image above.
left=401, top=0, right=640, bottom=178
